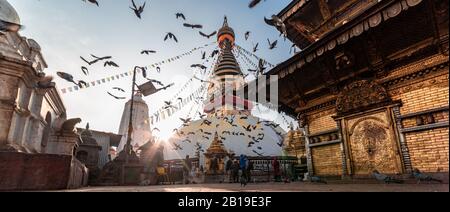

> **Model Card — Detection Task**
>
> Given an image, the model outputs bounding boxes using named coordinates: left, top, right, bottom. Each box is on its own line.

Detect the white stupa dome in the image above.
left=0, top=0, right=20, bottom=25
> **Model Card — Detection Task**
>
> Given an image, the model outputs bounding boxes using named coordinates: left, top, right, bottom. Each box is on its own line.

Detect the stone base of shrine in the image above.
left=0, top=152, right=88, bottom=191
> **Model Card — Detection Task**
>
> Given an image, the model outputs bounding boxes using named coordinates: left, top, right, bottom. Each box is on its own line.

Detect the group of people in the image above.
left=225, top=155, right=254, bottom=186
left=181, top=155, right=285, bottom=185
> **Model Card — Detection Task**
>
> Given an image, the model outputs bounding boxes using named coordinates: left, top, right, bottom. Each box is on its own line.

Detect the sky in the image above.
left=10, top=0, right=296, bottom=147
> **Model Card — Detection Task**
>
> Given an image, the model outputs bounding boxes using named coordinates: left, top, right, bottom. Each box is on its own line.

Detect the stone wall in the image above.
left=311, top=144, right=342, bottom=176
left=0, top=152, right=88, bottom=191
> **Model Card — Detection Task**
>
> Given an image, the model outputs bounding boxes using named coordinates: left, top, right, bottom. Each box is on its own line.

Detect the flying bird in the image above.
left=112, top=87, right=125, bottom=92
left=201, top=120, right=212, bottom=126
left=183, top=23, right=203, bottom=29
left=264, top=15, right=287, bottom=38
left=130, top=0, right=146, bottom=19
left=252, top=150, right=264, bottom=157
left=82, top=0, right=99, bottom=7
left=249, top=0, right=262, bottom=8
left=182, top=139, right=192, bottom=143
left=107, top=92, right=126, bottom=100
left=191, top=64, right=207, bottom=70
left=245, top=31, right=251, bottom=40
left=173, top=143, right=183, bottom=151
left=104, top=61, right=119, bottom=67
left=199, top=31, right=217, bottom=39
left=56, top=72, right=78, bottom=86
left=210, top=50, right=219, bottom=58
left=164, top=101, right=178, bottom=110
left=80, top=54, right=112, bottom=65
left=146, top=79, right=164, bottom=87
left=81, top=66, right=89, bottom=75
left=141, top=50, right=156, bottom=55
left=164, top=32, right=178, bottom=42
left=268, top=39, right=278, bottom=50
left=175, top=13, right=186, bottom=20
left=180, top=118, right=192, bottom=125
left=253, top=43, right=259, bottom=53
left=201, top=51, right=206, bottom=60
left=198, top=112, right=206, bottom=119
left=78, top=80, right=88, bottom=88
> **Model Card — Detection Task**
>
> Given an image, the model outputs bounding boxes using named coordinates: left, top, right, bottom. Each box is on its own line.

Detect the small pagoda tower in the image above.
left=204, top=132, right=228, bottom=175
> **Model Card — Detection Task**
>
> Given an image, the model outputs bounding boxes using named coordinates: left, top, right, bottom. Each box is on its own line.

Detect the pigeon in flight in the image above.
left=253, top=43, right=259, bottom=53
left=141, top=50, right=156, bottom=55
left=183, top=23, right=203, bottom=29
left=81, top=66, right=89, bottom=76
left=104, top=61, right=119, bottom=67
left=245, top=31, right=251, bottom=40
left=175, top=13, right=186, bottom=20
left=248, top=0, right=263, bottom=8
left=164, top=33, right=178, bottom=42
left=130, top=0, right=146, bottom=19
left=199, top=31, right=217, bottom=39
left=107, top=92, right=126, bottom=100
left=80, top=54, right=112, bottom=65
left=82, top=0, right=99, bottom=7
left=268, top=39, right=278, bottom=50
left=264, top=15, right=287, bottom=38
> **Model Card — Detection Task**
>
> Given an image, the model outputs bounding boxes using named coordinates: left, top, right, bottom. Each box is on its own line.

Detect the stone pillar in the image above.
left=25, top=88, right=47, bottom=152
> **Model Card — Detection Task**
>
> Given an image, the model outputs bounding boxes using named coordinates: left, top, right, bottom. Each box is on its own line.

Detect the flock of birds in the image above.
left=60, top=0, right=292, bottom=98
left=169, top=114, right=286, bottom=157
left=62, top=0, right=445, bottom=186
left=52, top=0, right=302, bottom=157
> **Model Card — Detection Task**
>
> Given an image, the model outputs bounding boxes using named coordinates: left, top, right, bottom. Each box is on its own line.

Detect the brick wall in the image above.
left=308, top=108, right=337, bottom=135
left=405, top=128, right=449, bottom=172
left=311, top=144, right=342, bottom=176
left=388, top=65, right=449, bottom=174
left=388, top=64, right=449, bottom=115
left=0, top=152, right=88, bottom=191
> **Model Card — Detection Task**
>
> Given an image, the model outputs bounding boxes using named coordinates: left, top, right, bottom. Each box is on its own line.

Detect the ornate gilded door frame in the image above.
left=337, top=105, right=404, bottom=176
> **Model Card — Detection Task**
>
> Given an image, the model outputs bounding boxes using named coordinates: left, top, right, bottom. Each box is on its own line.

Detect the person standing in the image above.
left=183, top=155, right=192, bottom=184
left=272, top=157, right=281, bottom=182
left=247, top=160, right=254, bottom=183
left=225, top=156, right=233, bottom=183
left=239, top=155, right=248, bottom=185
left=231, top=160, right=239, bottom=183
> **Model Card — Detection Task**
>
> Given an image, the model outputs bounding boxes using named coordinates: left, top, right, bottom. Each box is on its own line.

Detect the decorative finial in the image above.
left=223, top=16, right=228, bottom=27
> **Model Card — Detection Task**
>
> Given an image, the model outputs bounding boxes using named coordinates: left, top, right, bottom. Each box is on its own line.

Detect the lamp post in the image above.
left=121, top=66, right=142, bottom=185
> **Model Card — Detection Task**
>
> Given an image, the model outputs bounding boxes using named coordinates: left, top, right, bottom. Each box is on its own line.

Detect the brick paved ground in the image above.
left=61, top=182, right=449, bottom=192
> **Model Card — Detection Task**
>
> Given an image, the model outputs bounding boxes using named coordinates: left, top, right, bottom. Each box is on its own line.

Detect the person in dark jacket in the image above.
left=231, top=160, right=240, bottom=183
left=183, top=155, right=192, bottom=184
left=225, top=158, right=233, bottom=183
left=246, top=160, right=254, bottom=183
left=272, top=157, right=281, bottom=182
